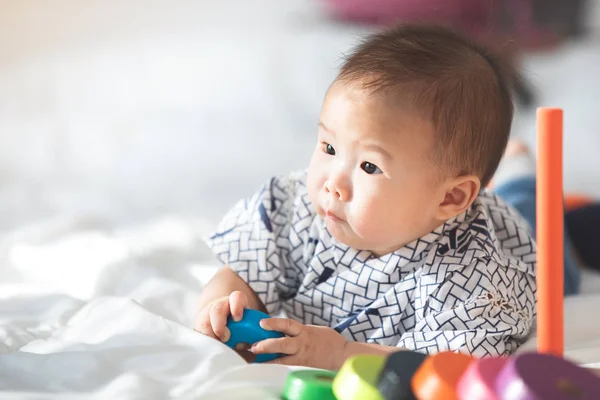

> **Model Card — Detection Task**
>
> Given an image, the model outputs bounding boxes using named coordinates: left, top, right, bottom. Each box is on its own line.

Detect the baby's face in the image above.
left=307, top=81, right=447, bottom=256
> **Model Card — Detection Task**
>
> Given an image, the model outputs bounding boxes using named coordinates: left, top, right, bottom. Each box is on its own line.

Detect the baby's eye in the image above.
left=361, top=161, right=382, bottom=175
left=323, top=143, right=336, bottom=156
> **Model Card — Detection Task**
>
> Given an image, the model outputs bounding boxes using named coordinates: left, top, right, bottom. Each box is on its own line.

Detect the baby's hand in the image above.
left=194, top=291, right=247, bottom=342
left=252, top=318, right=348, bottom=370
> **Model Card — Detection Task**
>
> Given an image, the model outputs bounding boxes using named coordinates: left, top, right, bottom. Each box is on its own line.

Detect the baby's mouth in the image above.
left=325, top=210, right=344, bottom=222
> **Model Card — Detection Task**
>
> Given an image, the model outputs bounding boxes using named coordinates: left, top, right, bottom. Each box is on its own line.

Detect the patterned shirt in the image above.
left=206, top=170, right=537, bottom=357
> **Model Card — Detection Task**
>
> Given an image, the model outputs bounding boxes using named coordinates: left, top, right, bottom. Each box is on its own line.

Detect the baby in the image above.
left=194, top=24, right=536, bottom=370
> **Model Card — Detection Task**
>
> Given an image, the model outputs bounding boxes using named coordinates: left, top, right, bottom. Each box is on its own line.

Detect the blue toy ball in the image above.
left=224, top=308, right=285, bottom=363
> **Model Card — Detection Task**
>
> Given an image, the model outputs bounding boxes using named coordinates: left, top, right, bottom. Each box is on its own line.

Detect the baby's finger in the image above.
left=260, top=318, right=303, bottom=337
left=229, top=291, right=248, bottom=322
left=251, top=337, right=300, bottom=356
left=194, top=312, right=219, bottom=340
left=209, top=301, right=231, bottom=342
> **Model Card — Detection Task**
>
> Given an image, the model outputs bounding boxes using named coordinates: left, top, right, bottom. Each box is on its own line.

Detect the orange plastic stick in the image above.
left=536, top=107, right=564, bottom=357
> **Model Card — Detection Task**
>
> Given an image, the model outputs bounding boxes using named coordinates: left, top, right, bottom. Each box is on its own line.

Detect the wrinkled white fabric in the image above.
left=0, top=215, right=297, bottom=399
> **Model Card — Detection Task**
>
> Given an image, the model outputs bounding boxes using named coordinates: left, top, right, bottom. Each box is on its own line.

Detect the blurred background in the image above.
left=1, top=0, right=599, bottom=233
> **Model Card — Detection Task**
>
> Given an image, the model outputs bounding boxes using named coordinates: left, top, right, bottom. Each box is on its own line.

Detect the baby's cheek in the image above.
left=362, top=193, right=417, bottom=232
left=349, top=197, right=389, bottom=238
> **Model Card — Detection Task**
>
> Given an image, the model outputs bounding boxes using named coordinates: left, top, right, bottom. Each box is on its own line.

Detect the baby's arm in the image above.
left=194, top=266, right=267, bottom=341
left=255, top=315, right=401, bottom=370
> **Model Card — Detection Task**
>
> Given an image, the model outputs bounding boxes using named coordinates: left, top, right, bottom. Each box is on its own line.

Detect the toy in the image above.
left=537, top=107, right=564, bottom=357
left=288, top=351, right=600, bottom=400
left=377, top=350, right=427, bottom=400
left=411, top=352, right=474, bottom=400
left=457, top=357, right=508, bottom=400
left=281, top=370, right=338, bottom=400
left=496, top=353, right=600, bottom=400
left=332, top=354, right=386, bottom=400
left=224, top=308, right=284, bottom=363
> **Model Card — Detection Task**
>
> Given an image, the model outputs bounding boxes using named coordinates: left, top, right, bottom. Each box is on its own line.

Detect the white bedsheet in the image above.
left=0, top=215, right=296, bottom=399
left=1, top=213, right=600, bottom=399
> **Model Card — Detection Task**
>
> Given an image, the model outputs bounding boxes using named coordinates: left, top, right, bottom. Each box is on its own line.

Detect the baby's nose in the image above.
left=325, top=178, right=351, bottom=202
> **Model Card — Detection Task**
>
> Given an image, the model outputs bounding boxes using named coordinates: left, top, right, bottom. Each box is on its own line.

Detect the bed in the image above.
left=0, top=214, right=599, bottom=398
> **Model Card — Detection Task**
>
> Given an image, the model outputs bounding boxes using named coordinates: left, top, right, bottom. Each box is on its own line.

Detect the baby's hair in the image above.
left=337, top=24, right=519, bottom=187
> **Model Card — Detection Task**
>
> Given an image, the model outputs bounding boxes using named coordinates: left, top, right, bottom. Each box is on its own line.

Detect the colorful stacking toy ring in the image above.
left=457, top=356, right=509, bottom=400
left=281, top=369, right=338, bottom=400
left=377, top=350, right=428, bottom=400
left=495, top=353, right=600, bottom=400
left=333, top=354, right=386, bottom=400
left=411, top=351, right=474, bottom=400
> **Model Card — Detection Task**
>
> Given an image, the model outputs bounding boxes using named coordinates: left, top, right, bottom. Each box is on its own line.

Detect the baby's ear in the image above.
left=436, top=175, right=481, bottom=220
